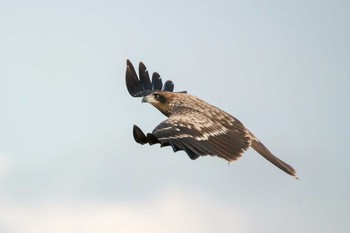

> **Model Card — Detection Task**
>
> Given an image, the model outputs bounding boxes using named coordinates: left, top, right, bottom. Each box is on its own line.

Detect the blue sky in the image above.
left=0, top=0, right=349, bottom=232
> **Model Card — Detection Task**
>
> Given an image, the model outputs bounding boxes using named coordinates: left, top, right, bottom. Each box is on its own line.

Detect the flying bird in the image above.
left=125, top=60, right=298, bottom=179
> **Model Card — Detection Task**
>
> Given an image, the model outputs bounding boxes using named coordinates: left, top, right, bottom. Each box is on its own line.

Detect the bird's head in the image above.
left=142, top=91, right=180, bottom=117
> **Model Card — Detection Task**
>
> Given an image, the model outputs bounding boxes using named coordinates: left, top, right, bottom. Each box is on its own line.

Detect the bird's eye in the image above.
left=154, top=94, right=159, bottom=99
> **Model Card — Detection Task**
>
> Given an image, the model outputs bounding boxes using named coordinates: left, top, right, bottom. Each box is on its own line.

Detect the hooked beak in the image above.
left=142, top=95, right=149, bottom=103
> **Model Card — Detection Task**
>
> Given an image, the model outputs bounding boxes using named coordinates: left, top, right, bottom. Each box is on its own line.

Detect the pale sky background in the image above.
left=0, top=0, right=349, bottom=232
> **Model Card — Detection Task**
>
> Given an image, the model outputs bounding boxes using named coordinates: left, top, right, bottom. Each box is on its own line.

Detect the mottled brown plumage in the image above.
left=126, top=60, right=298, bottom=179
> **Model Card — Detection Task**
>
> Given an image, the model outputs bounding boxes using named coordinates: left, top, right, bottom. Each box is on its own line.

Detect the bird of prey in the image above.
left=125, top=60, right=298, bottom=179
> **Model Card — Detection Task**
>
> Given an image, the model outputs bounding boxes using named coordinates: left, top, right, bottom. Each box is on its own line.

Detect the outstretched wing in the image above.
left=151, top=110, right=252, bottom=162
left=126, top=60, right=184, bottom=97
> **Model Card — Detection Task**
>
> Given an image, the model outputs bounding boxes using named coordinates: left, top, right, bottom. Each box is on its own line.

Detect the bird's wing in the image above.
left=125, top=60, right=185, bottom=97
left=152, top=110, right=251, bottom=162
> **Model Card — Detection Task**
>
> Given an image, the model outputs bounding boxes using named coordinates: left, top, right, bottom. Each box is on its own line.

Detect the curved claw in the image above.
left=125, top=60, right=185, bottom=97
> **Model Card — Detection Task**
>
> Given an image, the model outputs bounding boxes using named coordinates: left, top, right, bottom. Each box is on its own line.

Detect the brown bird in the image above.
left=126, top=60, right=298, bottom=179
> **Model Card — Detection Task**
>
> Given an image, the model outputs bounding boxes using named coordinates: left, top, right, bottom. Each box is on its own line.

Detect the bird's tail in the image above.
left=250, top=135, right=298, bottom=179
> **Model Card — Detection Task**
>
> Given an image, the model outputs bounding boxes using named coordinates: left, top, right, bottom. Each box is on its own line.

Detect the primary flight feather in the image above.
left=126, top=60, right=298, bottom=179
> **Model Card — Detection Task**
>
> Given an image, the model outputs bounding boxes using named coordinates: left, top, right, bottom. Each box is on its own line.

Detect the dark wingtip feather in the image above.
left=126, top=60, right=143, bottom=97
left=163, top=80, right=174, bottom=92
left=139, top=62, right=152, bottom=91
left=133, top=125, right=148, bottom=144
left=152, top=72, right=162, bottom=91
left=146, top=133, right=160, bottom=145
left=133, top=125, right=161, bottom=146
left=125, top=60, right=186, bottom=97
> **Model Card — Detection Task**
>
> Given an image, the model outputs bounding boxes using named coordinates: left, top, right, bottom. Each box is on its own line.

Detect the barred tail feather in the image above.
left=251, top=138, right=298, bottom=179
